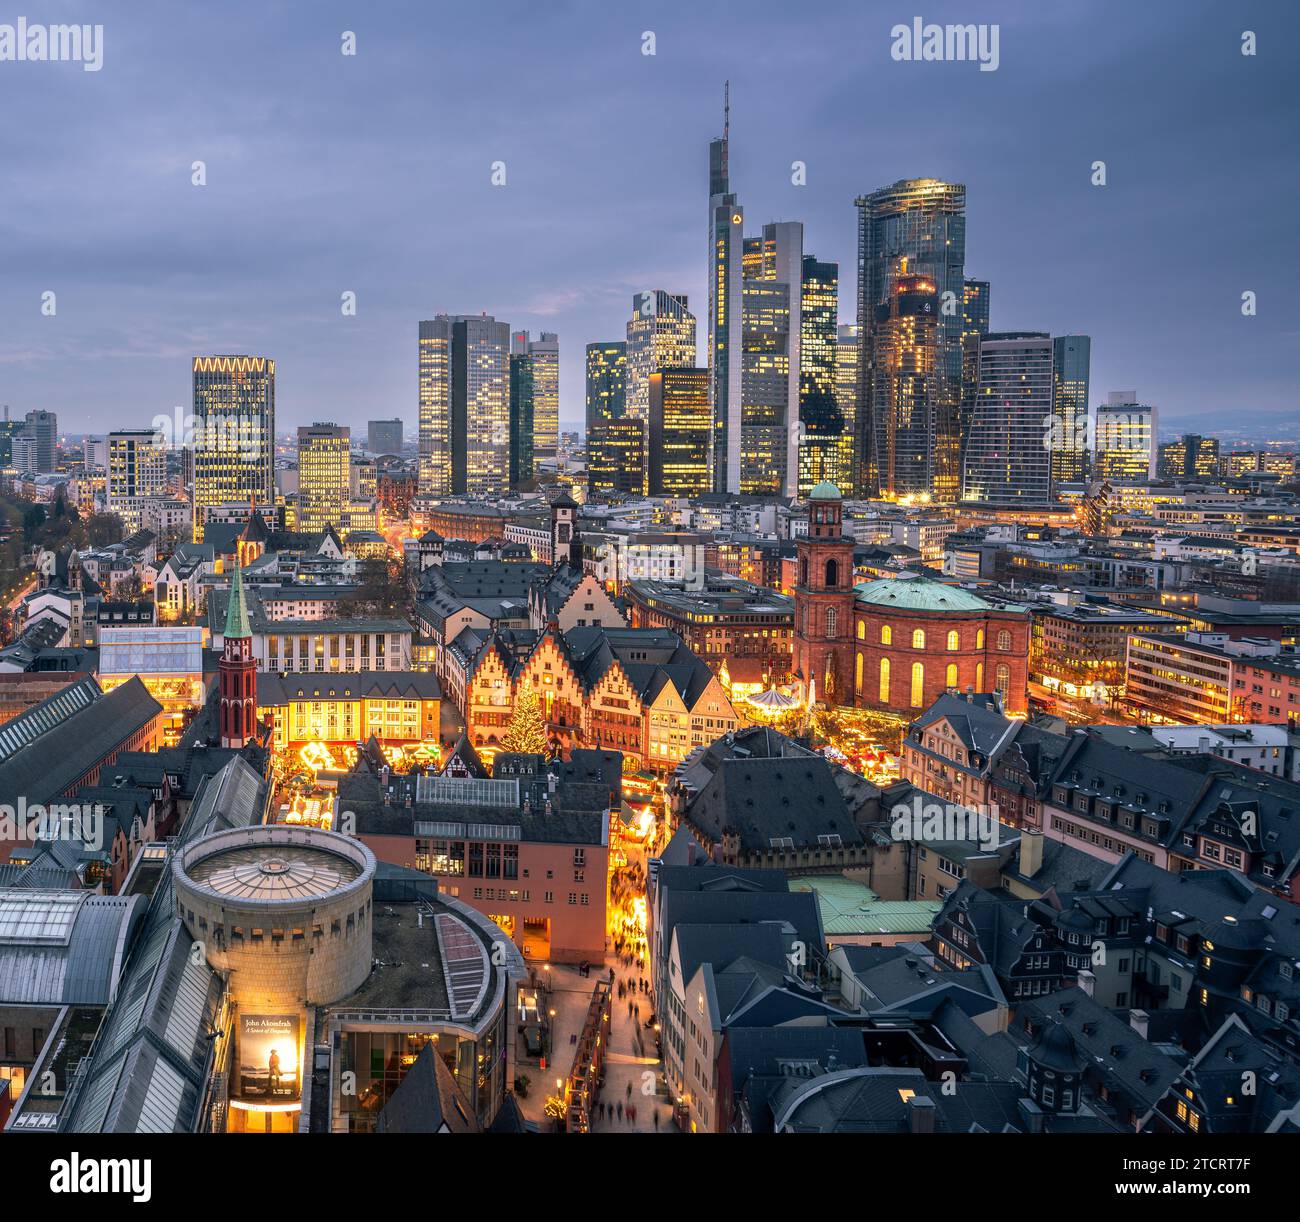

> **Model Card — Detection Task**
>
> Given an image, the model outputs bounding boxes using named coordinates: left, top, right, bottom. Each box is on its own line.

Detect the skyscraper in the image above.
left=417, top=315, right=511, bottom=498
left=297, top=422, right=351, bottom=533
left=585, top=342, right=627, bottom=436
left=960, top=332, right=1055, bottom=506
left=855, top=179, right=966, bottom=500
left=19, top=410, right=57, bottom=473
left=585, top=341, right=632, bottom=498
left=509, top=339, right=535, bottom=489
left=513, top=330, right=559, bottom=466
left=959, top=279, right=991, bottom=462
left=1050, top=334, right=1092, bottom=486
left=1158, top=433, right=1220, bottom=481
left=648, top=368, right=711, bottom=497
left=191, top=355, right=275, bottom=540
left=625, top=292, right=696, bottom=421
left=798, top=255, right=842, bottom=498
left=834, top=324, right=860, bottom=497
left=367, top=419, right=403, bottom=456
left=708, top=86, right=744, bottom=496
left=107, top=428, right=168, bottom=532
left=1095, top=393, right=1157, bottom=484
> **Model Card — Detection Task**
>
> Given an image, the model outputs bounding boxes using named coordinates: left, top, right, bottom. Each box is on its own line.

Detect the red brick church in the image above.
left=792, top=483, right=1030, bottom=715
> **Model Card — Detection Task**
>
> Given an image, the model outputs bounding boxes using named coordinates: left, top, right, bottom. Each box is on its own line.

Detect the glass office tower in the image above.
left=1050, top=334, right=1092, bottom=486
left=798, top=256, right=843, bottom=497
left=191, top=355, right=275, bottom=540
left=418, top=315, right=511, bottom=498
left=648, top=368, right=711, bottom=497
left=855, top=179, right=966, bottom=500
left=297, top=422, right=351, bottom=532
left=960, top=332, right=1054, bottom=506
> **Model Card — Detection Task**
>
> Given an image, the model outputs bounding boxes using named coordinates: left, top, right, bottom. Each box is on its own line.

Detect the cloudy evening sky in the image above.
left=0, top=0, right=1296, bottom=440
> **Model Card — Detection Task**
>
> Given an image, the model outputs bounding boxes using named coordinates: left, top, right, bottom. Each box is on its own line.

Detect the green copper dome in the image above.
left=809, top=482, right=842, bottom=500
left=855, top=574, right=991, bottom=613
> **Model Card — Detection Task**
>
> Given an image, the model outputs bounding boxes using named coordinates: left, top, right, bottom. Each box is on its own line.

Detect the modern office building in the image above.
left=855, top=179, right=966, bottom=501
left=797, top=255, right=843, bottom=498
left=961, top=332, right=1055, bottom=506
left=509, top=341, right=535, bottom=488
left=106, top=428, right=168, bottom=531
left=959, top=279, right=990, bottom=460
left=587, top=418, right=646, bottom=498
left=417, top=315, right=511, bottom=498
left=867, top=258, right=956, bottom=501
left=833, top=324, right=860, bottom=498
left=1158, top=433, right=1220, bottom=482
left=512, top=330, right=559, bottom=465
left=1095, top=392, right=1158, bottom=484
left=367, top=418, right=403, bottom=456
left=626, top=291, right=696, bottom=422
left=738, top=221, right=803, bottom=498
left=1050, top=334, right=1092, bottom=486
left=585, top=341, right=627, bottom=434
left=297, top=422, right=351, bottom=533
left=585, top=341, right=631, bottom=498
left=708, top=91, right=745, bottom=496
left=16, top=409, right=58, bottom=473
left=648, top=368, right=711, bottom=497
left=191, top=356, right=275, bottom=540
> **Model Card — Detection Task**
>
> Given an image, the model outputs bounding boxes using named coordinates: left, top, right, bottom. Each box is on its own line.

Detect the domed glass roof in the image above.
left=188, top=845, right=360, bottom=901
left=855, top=574, right=991, bottom=613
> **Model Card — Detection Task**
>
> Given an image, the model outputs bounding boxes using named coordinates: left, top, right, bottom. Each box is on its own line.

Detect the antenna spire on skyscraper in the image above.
left=724, top=79, right=730, bottom=141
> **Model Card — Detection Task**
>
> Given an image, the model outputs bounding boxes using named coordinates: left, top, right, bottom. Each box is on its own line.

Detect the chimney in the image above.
left=1129, top=1009, right=1150, bottom=1040
left=1019, top=830, right=1044, bottom=878
left=1017, top=1097, right=1045, bottom=1134
left=907, top=1094, right=936, bottom=1135
left=1076, top=968, right=1096, bottom=998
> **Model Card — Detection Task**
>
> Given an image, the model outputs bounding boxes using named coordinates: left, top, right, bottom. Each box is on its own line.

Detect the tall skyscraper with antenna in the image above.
left=708, top=83, right=744, bottom=494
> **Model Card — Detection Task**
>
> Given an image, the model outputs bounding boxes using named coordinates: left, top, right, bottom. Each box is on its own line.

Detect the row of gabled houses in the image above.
left=450, top=622, right=739, bottom=773
left=903, top=690, right=1300, bottom=901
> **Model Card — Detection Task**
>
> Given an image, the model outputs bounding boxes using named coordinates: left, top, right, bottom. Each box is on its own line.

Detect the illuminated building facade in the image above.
left=509, top=341, right=535, bottom=488
left=418, top=314, right=511, bottom=498
left=959, top=279, right=990, bottom=466
left=106, top=429, right=168, bottom=532
left=648, top=368, right=711, bottom=496
left=587, top=418, right=645, bottom=498
left=1050, top=335, right=1091, bottom=486
left=870, top=260, right=956, bottom=500
left=960, top=332, right=1055, bottom=506
left=191, top=355, right=275, bottom=541
left=833, top=324, right=860, bottom=497
left=297, top=422, right=351, bottom=533
left=98, top=625, right=205, bottom=745
left=739, top=222, right=803, bottom=498
left=793, top=485, right=1031, bottom=713
left=708, top=95, right=744, bottom=495
left=257, top=671, right=440, bottom=753
left=797, top=256, right=844, bottom=498
left=1158, top=433, right=1220, bottom=482
left=855, top=180, right=966, bottom=500
left=626, top=291, right=696, bottom=423
left=1095, top=393, right=1157, bottom=484
left=525, top=331, right=559, bottom=465
left=584, top=341, right=633, bottom=497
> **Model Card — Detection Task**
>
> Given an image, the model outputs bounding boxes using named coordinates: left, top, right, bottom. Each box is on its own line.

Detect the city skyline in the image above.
left=1, top=1, right=1296, bottom=441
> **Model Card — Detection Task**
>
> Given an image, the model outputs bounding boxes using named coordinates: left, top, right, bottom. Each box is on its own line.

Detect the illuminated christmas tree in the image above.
left=501, top=680, right=548, bottom=755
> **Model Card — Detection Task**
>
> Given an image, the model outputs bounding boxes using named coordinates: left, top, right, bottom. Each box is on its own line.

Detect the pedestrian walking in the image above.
left=617, top=1101, right=623, bottom=1120
left=626, top=1080, right=632, bottom=1100
left=654, top=1110, right=660, bottom=1131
